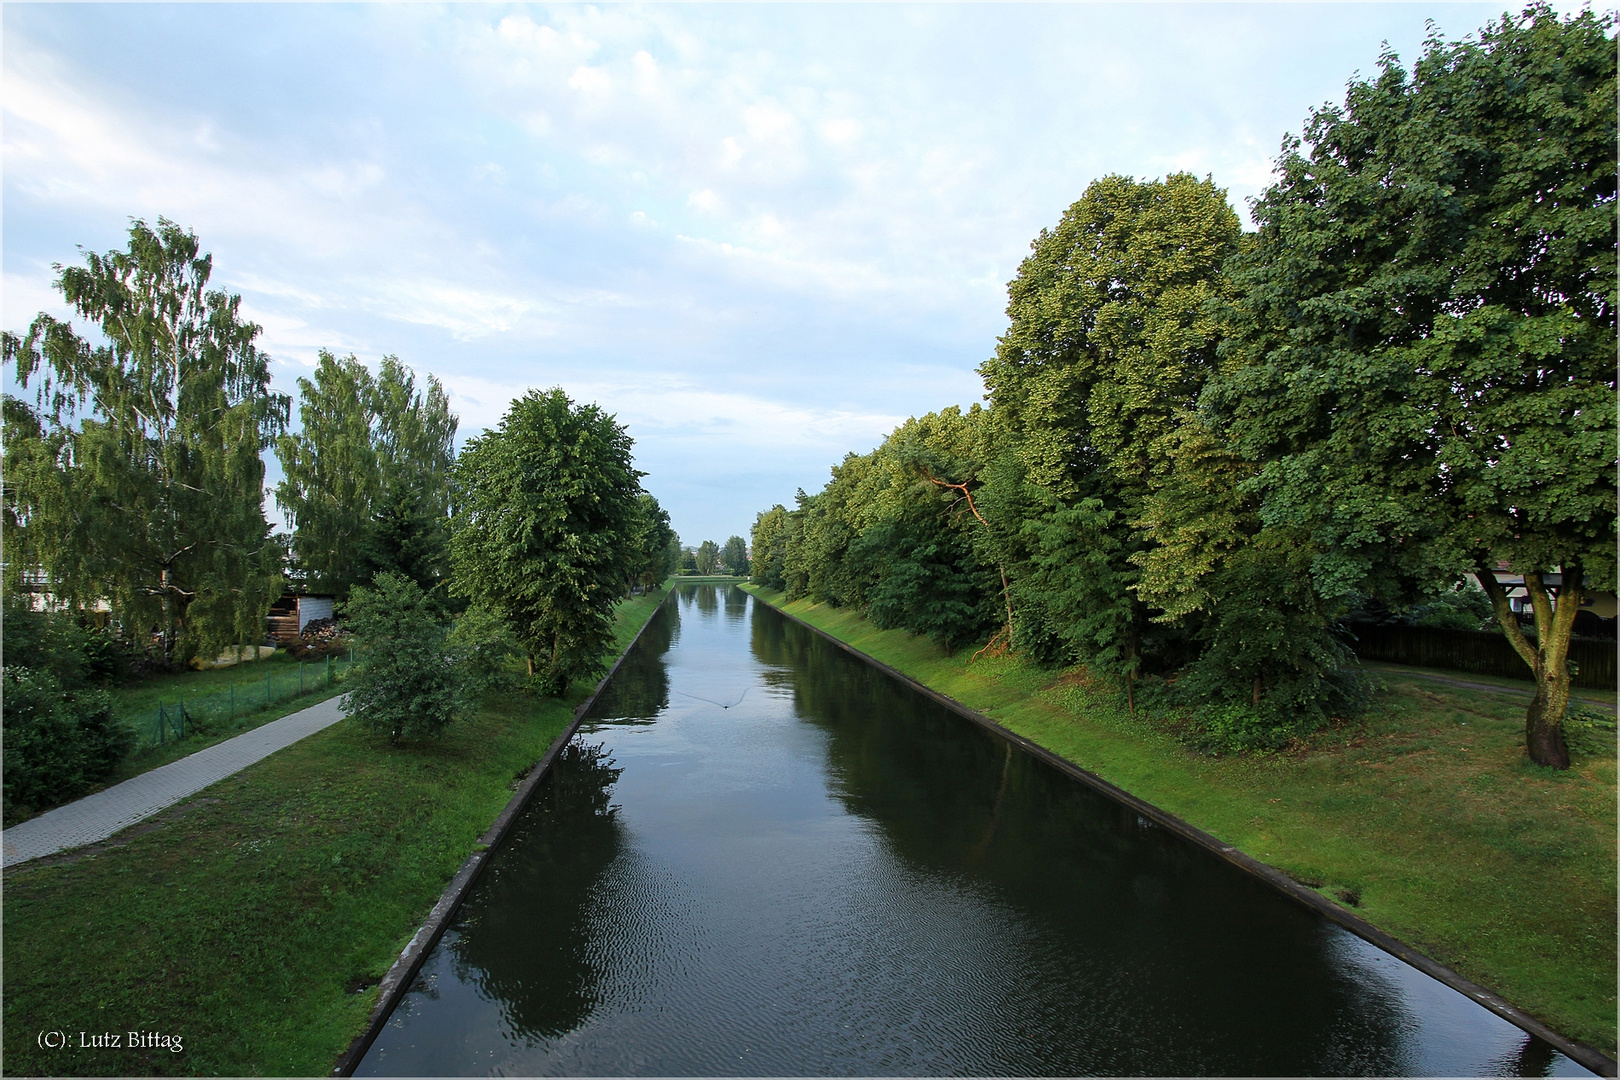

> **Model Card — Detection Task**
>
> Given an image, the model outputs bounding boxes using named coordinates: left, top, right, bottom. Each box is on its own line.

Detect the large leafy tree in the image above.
left=274, top=350, right=456, bottom=599
left=695, top=539, right=721, bottom=576
left=750, top=505, right=791, bottom=590
left=448, top=388, right=643, bottom=696
left=979, top=173, right=1242, bottom=686
left=1207, top=6, right=1616, bottom=768
left=2, top=219, right=288, bottom=664
left=629, top=492, right=677, bottom=589
left=721, top=535, right=749, bottom=576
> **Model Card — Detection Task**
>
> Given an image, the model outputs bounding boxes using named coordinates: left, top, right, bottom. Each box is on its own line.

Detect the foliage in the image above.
left=340, top=572, right=469, bottom=744
left=1207, top=5, right=1616, bottom=767
left=1, top=598, right=130, bottom=690
left=445, top=604, right=523, bottom=697
left=854, top=517, right=998, bottom=652
left=629, top=494, right=678, bottom=589
left=2, top=219, right=288, bottom=665
left=695, top=539, right=720, bottom=575
left=448, top=388, right=644, bottom=696
left=2, top=665, right=134, bottom=824
left=980, top=173, right=1243, bottom=690
left=750, top=505, right=791, bottom=590
left=721, top=535, right=749, bottom=576
left=1403, top=581, right=1496, bottom=631
left=275, top=350, right=456, bottom=600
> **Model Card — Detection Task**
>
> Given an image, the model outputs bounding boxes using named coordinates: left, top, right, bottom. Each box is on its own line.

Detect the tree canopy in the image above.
left=750, top=6, right=1615, bottom=766
left=447, top=388, right=644, bottom=696
left=1207, top=5, right=1616, bottom=766
left=2, top=219, right=288, bottom=664
left=275, top=350, right=456, bottom=600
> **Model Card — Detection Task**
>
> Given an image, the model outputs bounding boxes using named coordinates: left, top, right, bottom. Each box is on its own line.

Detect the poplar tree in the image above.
left=695, top=540, right=721, bottom=576
left=2, top=219, right=288, bottom=664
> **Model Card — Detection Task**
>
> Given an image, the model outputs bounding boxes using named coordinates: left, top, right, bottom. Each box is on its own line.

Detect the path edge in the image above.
left=331, top=586, right=674, bottom=1077
left=749, top=587, right=1618, bottom=1078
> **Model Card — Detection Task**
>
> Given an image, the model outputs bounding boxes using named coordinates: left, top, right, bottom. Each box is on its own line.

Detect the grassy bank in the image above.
left=2, top=584, right=671, bottom=1077
left=746, top=585, right=1617, bottom=1055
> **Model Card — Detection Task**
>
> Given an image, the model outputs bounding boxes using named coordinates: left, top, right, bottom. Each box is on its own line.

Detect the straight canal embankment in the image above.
left=352, top=582, right=1611, bottom=1077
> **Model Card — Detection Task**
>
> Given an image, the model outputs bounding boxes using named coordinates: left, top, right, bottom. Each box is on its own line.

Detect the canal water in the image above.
left=357, top=584, right=1592, bottom=1077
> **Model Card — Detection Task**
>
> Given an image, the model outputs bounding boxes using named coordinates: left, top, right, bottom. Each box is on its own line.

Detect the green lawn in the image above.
left=746, top=585, right=1618, bottom=1057
left=2, top=584, right=671, bottom=1077
left=103, top=650, right=356, bottom=781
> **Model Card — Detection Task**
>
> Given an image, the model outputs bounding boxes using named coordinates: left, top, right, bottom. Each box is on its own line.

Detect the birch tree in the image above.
left=3, top=219, right=288, bottom=664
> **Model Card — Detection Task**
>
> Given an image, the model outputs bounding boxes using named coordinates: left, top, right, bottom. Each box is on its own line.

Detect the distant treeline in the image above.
left=751, top=8, right=1616, bottom=766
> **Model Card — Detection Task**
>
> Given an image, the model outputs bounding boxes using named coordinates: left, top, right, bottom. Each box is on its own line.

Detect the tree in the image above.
left=750, top=506, right=790, bottom=590
left=695, top=539, right=721, bottom=575
left=629, top=493, right=678, bottom=589
left=448, top=388, right=643, bottom=696
left=341, top=572, right=470, bottom=744
left=979, top=173, right=1242, bottom=688
left=721, top=535, right=749, bottom=577
left=1208, top=6, right=1616, bottom=768
left=2, top=219, right=289, bottom=664
left=275, top=351, right=456, bottom=600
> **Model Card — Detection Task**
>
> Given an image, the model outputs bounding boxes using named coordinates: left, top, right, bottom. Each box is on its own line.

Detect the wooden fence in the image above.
left=1347, top=624, right=1616, bottom=690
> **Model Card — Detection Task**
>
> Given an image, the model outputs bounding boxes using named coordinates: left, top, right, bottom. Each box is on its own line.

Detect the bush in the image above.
left=1190, top=702, right=1309, bottom=755
left=2, top=666, right=135, bottom=824
left=1, top=601, right=130, bottom=689
left=1405, top=581, right=1495, bottom=631
left=445, top=604, right=522, bottom=697
left=340, top=573, right=473, bottom=744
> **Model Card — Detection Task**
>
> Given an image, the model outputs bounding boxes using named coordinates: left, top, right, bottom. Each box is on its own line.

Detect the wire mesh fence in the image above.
left=136, top=649, right=357, bottom=751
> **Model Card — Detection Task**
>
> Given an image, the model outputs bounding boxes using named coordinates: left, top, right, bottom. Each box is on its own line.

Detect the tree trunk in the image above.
left=160, top=566, right=176, bottom=663
left=1476, top=564, right=1581, bottom=770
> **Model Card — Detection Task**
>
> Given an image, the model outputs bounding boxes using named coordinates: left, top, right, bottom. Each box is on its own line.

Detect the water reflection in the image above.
left=358, top=586, right=1595, bottom=1077
left=449, top=743, right=624, bottom=1040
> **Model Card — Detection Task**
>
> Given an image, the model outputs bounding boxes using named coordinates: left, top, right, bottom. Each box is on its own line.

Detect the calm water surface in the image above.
left=358, top=584, right=1592, bottom=1077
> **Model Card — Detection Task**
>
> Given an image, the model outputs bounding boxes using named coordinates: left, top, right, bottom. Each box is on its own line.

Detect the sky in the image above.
left=1, top=2, right=1568, bottom=546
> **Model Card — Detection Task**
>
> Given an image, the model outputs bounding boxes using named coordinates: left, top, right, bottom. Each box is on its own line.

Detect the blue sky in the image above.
left=3, top=2, right=1549, bottom=545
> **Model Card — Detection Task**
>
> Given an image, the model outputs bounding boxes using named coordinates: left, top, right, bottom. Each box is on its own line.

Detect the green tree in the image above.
left=695, top=539, right=721, bottom=575
left=2, top=219, right=288, bottom=665
left=721, top=535, right=749, bottom=576
left=1208, top=6, right=1616, bottom=768
left=979, top=173, right=1242, bottom=688
left=274, top=351, right=456, bottom=600
left=750, top=506, right=790, bottom=590
left=341, top=572, right=469, bottom=744
left=448, top=388, right=643, bottom=696
left=630, top=493, right=678, bottom=589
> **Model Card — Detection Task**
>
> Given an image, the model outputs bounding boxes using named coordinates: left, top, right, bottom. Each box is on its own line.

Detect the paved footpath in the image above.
left=2, top=695, right=347, bottom=868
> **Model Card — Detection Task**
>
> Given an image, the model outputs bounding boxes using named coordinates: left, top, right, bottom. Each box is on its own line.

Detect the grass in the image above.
left=4, top=651, right=360, bottom=828
left=104, top=651, right=356, bottom=778
left=746, top=585, right=1618, bottom=1057
left=2, top=584, right=671, bottom=1077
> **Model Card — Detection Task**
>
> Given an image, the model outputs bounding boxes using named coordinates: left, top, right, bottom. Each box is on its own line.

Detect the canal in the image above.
left=357, top=583, right=1591, bottom=1077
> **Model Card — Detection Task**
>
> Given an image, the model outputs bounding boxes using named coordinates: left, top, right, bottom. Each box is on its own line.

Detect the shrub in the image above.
left=341, top=573, right=472, bottom=744
left=2, top=666, right=135, bottom=824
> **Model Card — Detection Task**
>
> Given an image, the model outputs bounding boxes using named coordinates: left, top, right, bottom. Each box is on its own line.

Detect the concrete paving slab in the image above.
left=2, top=695, right=347, bottom=868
